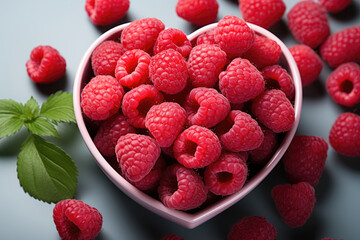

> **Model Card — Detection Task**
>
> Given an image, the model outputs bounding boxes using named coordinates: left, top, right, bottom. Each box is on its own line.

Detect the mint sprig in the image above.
left=0, top=91, right=78, bottom=203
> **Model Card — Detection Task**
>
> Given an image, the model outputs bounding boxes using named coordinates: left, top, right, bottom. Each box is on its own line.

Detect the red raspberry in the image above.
left=326, top=62, right=360, bottom=107
left=239, top=0, right=286, bottom=29
left=289, top=44, right=323, bottom=87
left=81, top=75, right=124, bottom=121
left=319, top=0, right=351, bottom=13
left=283, top=135, right=329, bottom=186
left=287, top=0, right=330, bottom=48
left=122, top=84, right=163, bottom=128
left=187, top=44, right=227, bottom=88
left=115, top=133, right=161, bottom=182
left=91, top=40, right=125, bottom=77
left=121, top=18, right=165, bottom=53
left=175, top=0, right=219, bottom=26
left=85, top=0, right=129, bottom=26
left=243, top=34, right=282, bottom=70
left=251, top=89, right=295, bottom=133
left=153, top=28, right=192, bottom=58
left=149, top=49, right=188, bottom=94
left=26, top=45, right=66, bottom=84
left=204, top=152, right=248, bottom=196
left=262, top=65, right=295, bottom=100
left=145, top=102, right=186, bottom=148
left=196, top=28, right=216, bottom=45
left=161, top=234, right=184, bottom=240
left=158, top=164, right=208, bottom=210
left=248, top=126, right=278, bottom=165
left=216, top=110, right=264, bottom=152
left=320, top=26, right=360, bottom=68
left=173, top=125, right=222, bottom=168
left=219, top=58, right=265, bottom=104
left=214, top=16, right=255, bottom=58
left=271, top=182, right=316, bottom=227
left=227, top=216, right=277, bottom=240
left=53, top=199, right=103, bottom=240
left=184, top=87, right=230, bottom=128
left=115, top=49, right=151, bottom=89
left=94, top=113, right=135, bottom=157
left=329, top=112, right=360, bottom=157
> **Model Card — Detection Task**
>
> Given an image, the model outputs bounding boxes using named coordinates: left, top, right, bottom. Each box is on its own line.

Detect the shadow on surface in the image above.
left=34, top=72, right=68, bottom=96
left=94, top=14, right=133, bottom=35
left=302, top=79, right=327, bottom=99
left=328, top=2, right=359, bottom=22
left=0, top=128, right=28, bottom=157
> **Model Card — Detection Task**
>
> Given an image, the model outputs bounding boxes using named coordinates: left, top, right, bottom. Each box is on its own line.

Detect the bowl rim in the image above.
left=73, top=21, right=302, bottom=229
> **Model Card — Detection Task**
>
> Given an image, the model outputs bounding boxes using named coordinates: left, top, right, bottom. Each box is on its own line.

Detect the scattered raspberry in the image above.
left=214, top=15, right=255, bottom=58
left=329, top=112, right=360, bottom=157
left=283, top=135, right=328, bottom=186
left=145, top=102, right=186, bottom=148
left=271, top=182, right=316, bottom=227
left=262, top=65, right=295, bottom=100
left=85, top=0, right=129, bottom=26
left=204, top=152, right=248, bottom=196
left=187, top=44, right=227, bottom=88
left=196, top=28, right=216, bottom=45
left=227, top=216, right=277, bottom=240
left=173, top=125, right=222, bottom=168
left=175, top=0, right=219, bottom=26
left=121, top=18, right=165, bottom=53
left=153, top=28, right=192, bottom=58
left=149, top=49, right=188, bottom=94
left=53, top=199, right=103, bottom=240
left=219, top=58, right=265, bottom=104
left=248, top=126, right=278, bottom=165
left=215, top=110, right=264, bottom=152
left=94, top=113, right=135, bottom=157
left=287, top=0, right=330, bottom=48
left=319, top=0, right=351, bottom=13
left=158, top=164, right=208, bottom=210
left=161, top=234, right=184, bottom=240
left=184, top=87, right=230, bottom=128
left=115, top=49, right=151, bottom=89
left=289, top=44, right=323, bottom=87
left=81, top=75, right=124, bottom=121
left=239, top=0, right=286, bottom=29
left=320, top=26, right=360, bottom=68
left=122, top=84, right=163, bottom=128
left=251, top=89, right=295, bottom=133
left=115, top=133, right=161, bottom=182
left=26, top=45, right=66, bottom=84
left=326, top=62, right=360, bottom=107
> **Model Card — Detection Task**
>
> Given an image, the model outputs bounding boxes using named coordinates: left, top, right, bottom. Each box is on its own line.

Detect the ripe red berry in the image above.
left=262, top=64, right=295, bottom=100
left=153, top=28, right=192, bottom=58
left=85, top=0, right=129, bottom=26
left=176, top=0, right=219, bottom=26
left=248, top=126, right=278, bottom=165
left=319, top=0, right=351, bottom=13
left=161, top=234, right=184, bottom=240
left=196, top=28, right=216, bottom=45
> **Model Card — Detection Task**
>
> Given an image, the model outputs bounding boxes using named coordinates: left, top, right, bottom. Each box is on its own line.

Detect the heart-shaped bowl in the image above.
left=73, top=21, right=302, bottom=229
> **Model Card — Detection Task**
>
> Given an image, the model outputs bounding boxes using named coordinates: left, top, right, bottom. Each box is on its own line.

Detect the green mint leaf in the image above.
left=24, top=117, right=59, bottom=138
left=17, top=134, right=78, bottom=203
left=24, top=97, right=40, bottom=118
left=40, top=91, right=76, bottom=123
left=0, top=99, right=25, bottom=139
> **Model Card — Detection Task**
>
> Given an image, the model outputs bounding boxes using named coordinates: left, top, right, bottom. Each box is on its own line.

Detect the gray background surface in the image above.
left=0, top=0, right=359, bottom=239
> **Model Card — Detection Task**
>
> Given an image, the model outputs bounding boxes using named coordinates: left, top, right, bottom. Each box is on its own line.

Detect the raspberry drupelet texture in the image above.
left=214, top=16, right=255, bottom=58
left=271, top=182, right=316, bottom=228
left=145, top=102, right=186, bottom=148
left=115, top=133, right=161, bottom=182
left=184, top=87, right=230, bottom=128
left=287, top=0, right=330, bottom=48
left=239, top=0, right=286, bottom=29
left=122, top=84, right=163, bottom=128
left=187, top=44, right=227, bottom=88
left=94, top=113, right=135, bottom=157
left=319, top=0, right=351, bottom=13
left=283, top=135, right=328, bottom=186
left=53, top=199, right=103, bottom=240
left=204, top=152, right=248, bottom=196
left=248, top=126, right=278, bottom=165
left=326, top=62, right=360, bottom=107
left=289, top=44, right=323, bottom=87
left=115, top=49, right=151, bottom=89
left=81, top=75, right=124, bottom=121
left=320, top=26, right=360, bottom=68
left=227, top=216, right=277, bottom=240
left=219, top=58, right=265, bottom=104
left=329, top=112, right=360, bottom=157
left=149, top=49, right=188, bottom=94
left=262, top=64, right=295, bottom=100
left=161, top=234, right=184, bottom=240
left=251, top=89, right=295, bottom=133
left=26, top=45, right=66, bottom=84
left=175, top=0, right=219, bottom=26
left=158, top=164, right=208, bottom=210
left=85, top=0, right=129, bottom=26
left=173, top=125, right=222, bottom=168
left=153, top=28, right=192, bottom=58
left=196, top=28, right=216, bottom=45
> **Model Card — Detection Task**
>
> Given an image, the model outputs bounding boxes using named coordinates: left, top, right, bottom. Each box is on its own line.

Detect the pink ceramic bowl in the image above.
left=73, top=22, right=302, bottom=229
